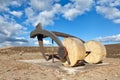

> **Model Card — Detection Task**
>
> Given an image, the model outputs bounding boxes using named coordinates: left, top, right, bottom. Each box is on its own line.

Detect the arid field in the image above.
left=0, top=44, right=120, bottom=80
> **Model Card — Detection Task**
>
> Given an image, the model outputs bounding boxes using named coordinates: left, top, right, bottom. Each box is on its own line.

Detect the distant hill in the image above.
left=105, top=44, right=120, bottom=58
left=0, top=44, right=120, bottom=59
left=0, top=46, right=58, bottom=54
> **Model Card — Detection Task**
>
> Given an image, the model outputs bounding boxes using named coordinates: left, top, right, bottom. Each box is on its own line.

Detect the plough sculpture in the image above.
left=30, top=23, right=107, bottom=67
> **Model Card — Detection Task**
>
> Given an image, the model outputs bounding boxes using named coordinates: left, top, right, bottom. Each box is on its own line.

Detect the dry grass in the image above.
left=0, top=44, right=120, bottom=80
left=0, top=46, right=58, bottom=54
left=105, top=44, right=120, bottom=58
left=0, top=44, right=120, bottom=59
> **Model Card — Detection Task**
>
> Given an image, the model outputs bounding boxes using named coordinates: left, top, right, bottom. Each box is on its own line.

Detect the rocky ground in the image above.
left=0, top=45, right=120, bottom=80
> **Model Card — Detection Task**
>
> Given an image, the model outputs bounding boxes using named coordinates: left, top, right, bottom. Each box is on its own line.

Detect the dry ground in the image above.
left=0, top=44, right=120, bottom=80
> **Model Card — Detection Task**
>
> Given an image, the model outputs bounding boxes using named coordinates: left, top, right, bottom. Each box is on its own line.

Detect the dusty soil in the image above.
left=0, top=46, right=120, bottom=80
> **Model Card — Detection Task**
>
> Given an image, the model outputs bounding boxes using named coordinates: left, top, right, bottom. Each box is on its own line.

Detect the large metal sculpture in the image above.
left=30, top=23, right=107, bottom=67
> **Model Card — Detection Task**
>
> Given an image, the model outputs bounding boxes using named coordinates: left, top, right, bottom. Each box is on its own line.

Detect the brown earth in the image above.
left=0, top=44, right=120, bottom=80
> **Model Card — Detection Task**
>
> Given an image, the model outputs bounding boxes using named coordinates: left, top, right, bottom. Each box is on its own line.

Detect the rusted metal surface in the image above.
left=30, top=23, right=66, bottom=62
left=52, top=31, right=85, bottom=43
left=37, top=34, right=48, bottom=61
left=30, top=23, right=85, bottom=43
left=30, top=23, right=84, bottom=63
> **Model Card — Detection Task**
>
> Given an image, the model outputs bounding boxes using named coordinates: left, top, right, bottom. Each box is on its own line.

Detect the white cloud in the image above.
left=25, top=10, right=55, bottom=26
left=43, top=40, right=51, bottom=45
left=62, top=8, right=81, bottom=20
left=35, top=4, right=61, bottom=26
left=96, top=0, right=120, bottom=24
left=0, top=16, right=25, bottom=37
left=97, top=0, right=120, bottom=7
left=25, top=7, right=35, bottom=18
left=0, top=15, right=28, bottom=47
left=10, top=0, right=21, bottom=6
left=25, top=0, right=94, bottom=26
left=62, top=0, right=94, bottom=20
left=0, top=41, right=12, bottom=48
left=36, top=10, right=55, bottom=26
left=0, top=0, right=25, bottom=12
left=34, top=40, right=51, bottom=45
left=25, top=3, right=62, bottom=26
left=96, top=34, right=120, bottom=43
left=0, top=0, right=10, bottom=12
left=30, top=0, right=53, bottom=11
left=10, top=11, right=23, bottom=17
left=113, top=19, right=120, bottom=23
left=96, top=6, right=120, bottom=20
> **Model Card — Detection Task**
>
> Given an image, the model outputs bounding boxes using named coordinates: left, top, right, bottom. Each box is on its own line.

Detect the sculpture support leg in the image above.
left=37, top=35, right=48, bottom=61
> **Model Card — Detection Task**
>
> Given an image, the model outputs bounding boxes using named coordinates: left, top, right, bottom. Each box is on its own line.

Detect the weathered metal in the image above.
left=30, top=23, right=85, bottom=43
left=30, top=23, right=84, bottom=63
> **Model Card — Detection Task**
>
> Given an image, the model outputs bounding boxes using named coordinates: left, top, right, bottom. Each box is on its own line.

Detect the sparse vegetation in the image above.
left=0, top=46, right=58, bottom=54
left=0, top=44, right=120, bottom=58
left=105, top=44, right=120, bottom=58
left=0, top=44, right=120, bottom=80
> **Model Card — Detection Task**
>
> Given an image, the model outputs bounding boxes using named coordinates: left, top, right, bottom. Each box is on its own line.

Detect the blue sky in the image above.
left=0, top=0, right=120, bottom=47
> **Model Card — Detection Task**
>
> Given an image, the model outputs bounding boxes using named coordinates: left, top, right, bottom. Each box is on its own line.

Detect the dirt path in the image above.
left=0, top=52, right=120, bottom=80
